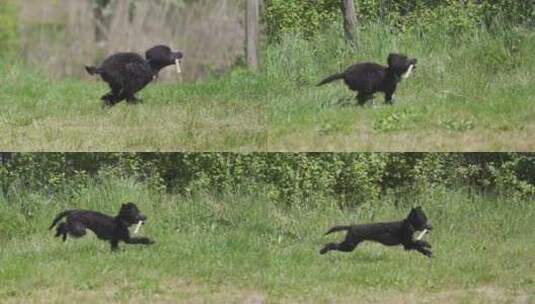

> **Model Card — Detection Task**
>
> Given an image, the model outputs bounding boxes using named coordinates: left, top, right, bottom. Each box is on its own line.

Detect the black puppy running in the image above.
left=320, top=207, right=433, bottom=257
left=317, top=53, right=417, bottom=105
left=86, top=45, right=183, bottom=107
left=49, top=202, right=154, bottom=251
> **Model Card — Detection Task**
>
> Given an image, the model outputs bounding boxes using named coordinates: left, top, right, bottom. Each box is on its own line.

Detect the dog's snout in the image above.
left=426, top=224, right=433, bottom=230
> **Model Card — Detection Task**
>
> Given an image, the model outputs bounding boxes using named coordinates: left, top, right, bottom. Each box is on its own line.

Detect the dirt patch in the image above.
left=361, top=286, right=533, bottom=304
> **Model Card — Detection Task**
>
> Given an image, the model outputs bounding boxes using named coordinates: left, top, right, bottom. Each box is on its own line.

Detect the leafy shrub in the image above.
left=2, top=153, right=535, bottom=209
left=488, top=157, right=535, bottom=201
left=263, top=0, right=535, bottom=41
left=264, top=0, right=341, bottom=42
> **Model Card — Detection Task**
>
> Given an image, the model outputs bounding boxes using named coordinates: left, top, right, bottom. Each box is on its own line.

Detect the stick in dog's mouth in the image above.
left=402, top=64, right=415, bottom=79
left=415, top=229, right=428, bottom=241
left=134, top=221, right=143, bottom=234
left=175, top=59, right=182, bottom=74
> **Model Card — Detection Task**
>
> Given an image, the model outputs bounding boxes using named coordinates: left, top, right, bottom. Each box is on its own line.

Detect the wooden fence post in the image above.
left=341, top=0, right=358, bottom=44
left=246, top=0, right=260, bottom=71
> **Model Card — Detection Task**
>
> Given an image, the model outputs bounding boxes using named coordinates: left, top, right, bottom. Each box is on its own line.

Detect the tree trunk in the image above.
left=341, top=0, right=357, bottom=44
left=246, top=0, right=260, bottom=71
left=93, top=0, right=111, bottom=45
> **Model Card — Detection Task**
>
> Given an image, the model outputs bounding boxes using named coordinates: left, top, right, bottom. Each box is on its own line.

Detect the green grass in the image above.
left=0, top=69, right=268, bottom=151
left=1, top=178, right=534, bottom=303
left=265, top=25, right=535, bottom=151
left=1, top=25, right=535, bottom=151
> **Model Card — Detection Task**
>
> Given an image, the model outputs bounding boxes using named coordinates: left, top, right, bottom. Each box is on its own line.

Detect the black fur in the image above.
left=85, top=45, right=183, bottom=107
left=49, top=202, right=154, bottom=251
left=318, top=53, right=417, bottom=105
left=319, top=207, right=433, bottom=257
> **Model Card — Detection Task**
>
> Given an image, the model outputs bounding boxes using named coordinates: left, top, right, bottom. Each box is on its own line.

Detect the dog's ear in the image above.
left=387, top=53, right=397, bottom=67
left=408, top=207, right=418, bottom=220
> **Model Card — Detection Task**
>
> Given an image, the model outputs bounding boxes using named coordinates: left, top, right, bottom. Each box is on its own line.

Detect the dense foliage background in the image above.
left=264, top=0, right=535, bottom=40
left=3, top=1, right=534, bottom=58
left=1, top=153, right=534, bottom=211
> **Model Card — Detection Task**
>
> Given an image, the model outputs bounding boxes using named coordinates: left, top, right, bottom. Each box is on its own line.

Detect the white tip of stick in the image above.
left=134, top=221, right=143, bottom=234
left=402, top=64, right=414, bottom=79
left=416, top=229, right=428, bottom=241
left=175, top=59, right=182, bottom=74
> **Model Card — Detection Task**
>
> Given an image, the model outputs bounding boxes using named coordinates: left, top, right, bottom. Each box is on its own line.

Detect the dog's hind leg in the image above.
left=110, top=239, right=119, bottom=251
left=357, top=93, right=373, bottom=106
left=55, top=222, right=69, bottom=242
left=101, top=83, right=126, bottom=107
left=320, top=242, right=338, bottom=254
left=320, top=237, right=361, bottom=255
left=124, top=237, right=154, bottom=246
left=66, top=221, right=86, bottom=239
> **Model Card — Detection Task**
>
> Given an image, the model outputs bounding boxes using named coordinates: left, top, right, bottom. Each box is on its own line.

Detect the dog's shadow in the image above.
left=323, top=249, right=389, bottom=263
left=352, top=251, right=389, bottom=263
left=321, top=96, right=378, bottom=109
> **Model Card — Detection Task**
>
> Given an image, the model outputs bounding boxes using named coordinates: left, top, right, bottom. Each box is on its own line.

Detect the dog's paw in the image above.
left=127, top=97, right=143, bottom=104
left=101, top=100, right=113, bottom=108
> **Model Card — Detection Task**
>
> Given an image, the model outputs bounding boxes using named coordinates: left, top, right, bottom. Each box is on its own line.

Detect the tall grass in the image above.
left=1, top=176, right=534, bottom=302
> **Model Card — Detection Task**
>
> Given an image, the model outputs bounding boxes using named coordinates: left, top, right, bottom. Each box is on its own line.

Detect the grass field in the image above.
left=1, top=178, right=534, bottom=303
left=1, top=25, right=534, bottom=151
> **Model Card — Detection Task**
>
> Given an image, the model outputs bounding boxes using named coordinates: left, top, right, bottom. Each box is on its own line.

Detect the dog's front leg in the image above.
left=124, top=237, right=155, bottom=246
left=384, top=94, right=394, bottom=105
left=414, top=240, right=432, bottom=249
left=414, top=245, right=433, bottom=258
left=414, top=245, right=432, bottom=257
left=404, top=242, right=433, bottom=257
left=357, top=93, right=373, bottom=106
left=110, top=239, right=119, bottom=251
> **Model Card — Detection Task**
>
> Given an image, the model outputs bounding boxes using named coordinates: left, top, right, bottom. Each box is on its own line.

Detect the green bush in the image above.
left=1, top=153, right=534, bottom=209
left=264, top=0, right=341, bottom=42
left=263, top=0, right=535, bottom=41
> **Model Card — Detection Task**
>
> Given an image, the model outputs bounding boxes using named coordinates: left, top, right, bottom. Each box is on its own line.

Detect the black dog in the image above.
left=86, top=45, right=183, bottom=107
left=317, top=53, right=417, bottom=105
left=320, top=207, right=433, bottom=257
left=49, top=202, right=154, bottom=251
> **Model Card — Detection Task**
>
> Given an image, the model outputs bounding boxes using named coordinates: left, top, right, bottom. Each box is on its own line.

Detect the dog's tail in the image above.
left=325, top=225, right=352, bottom=235
left=49, top=210, right=75, bottom=230
left=85, top=66, right=102, bottom=75
left=317, top=73, right=345, bottom=86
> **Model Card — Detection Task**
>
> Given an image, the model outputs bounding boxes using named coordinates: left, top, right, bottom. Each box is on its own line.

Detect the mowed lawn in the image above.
left=0, top=181, right=534, bottom=303
left=0, top=73, right=268, bottom=151
left=1, top=27, right=534, bottom=151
